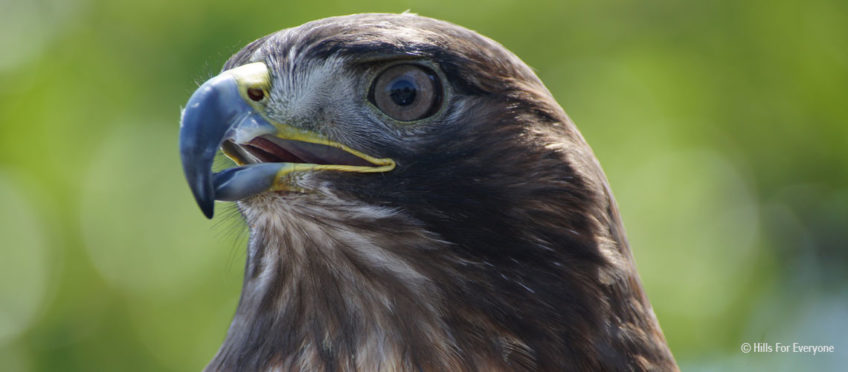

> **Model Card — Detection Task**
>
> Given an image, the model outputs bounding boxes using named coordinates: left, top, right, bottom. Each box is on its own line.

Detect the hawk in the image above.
left=179, top=13, right=678, bottom=372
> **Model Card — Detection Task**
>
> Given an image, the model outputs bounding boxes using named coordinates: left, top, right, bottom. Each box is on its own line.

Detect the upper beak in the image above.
left=179, top=63, right=394, bottom=219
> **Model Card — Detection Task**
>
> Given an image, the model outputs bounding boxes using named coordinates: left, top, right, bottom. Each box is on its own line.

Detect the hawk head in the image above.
left=180, top=13, right=677, bottom=372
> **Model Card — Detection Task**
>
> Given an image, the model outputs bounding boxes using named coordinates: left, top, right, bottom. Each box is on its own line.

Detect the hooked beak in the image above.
left=179, top=62, right=395, bottom=219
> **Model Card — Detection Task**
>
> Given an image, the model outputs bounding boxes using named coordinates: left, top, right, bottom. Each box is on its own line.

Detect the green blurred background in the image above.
left=1, top=0, right=845, bottom=370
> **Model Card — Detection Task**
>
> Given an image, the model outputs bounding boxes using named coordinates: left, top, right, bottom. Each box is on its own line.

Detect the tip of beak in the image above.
left=201, top=204, right=214, bottom=219
left=196, top=189, right=215, bottom=219
left=182, top=160, right=216, bottom=219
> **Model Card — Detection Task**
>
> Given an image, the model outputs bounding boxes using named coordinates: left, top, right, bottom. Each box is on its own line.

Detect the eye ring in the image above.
left=369, top=64, right=443, bottom=122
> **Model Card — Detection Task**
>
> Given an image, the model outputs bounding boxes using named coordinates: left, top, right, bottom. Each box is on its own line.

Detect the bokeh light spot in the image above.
left=0, top=0, right=84, bottom=73
left=616, top=149, right=761, bottom=349
left=0, top=171, right=49, bottom=346
left=80, top=123, right=240, bottom=298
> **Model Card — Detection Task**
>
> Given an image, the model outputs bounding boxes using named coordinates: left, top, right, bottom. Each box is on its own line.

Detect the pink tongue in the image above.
left=246, top=137, right=303, bottom=163
left=247, top=137, right=374, bottom=167
left=280, top=140, right=374, bottom=167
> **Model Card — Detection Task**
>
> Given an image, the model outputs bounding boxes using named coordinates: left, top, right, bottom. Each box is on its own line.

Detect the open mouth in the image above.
left=222, top=136, right=378, bottom=168
left=179, top=61, right=396, bottom=218
left=208, top=134, right=395, bottom=204
left=221, top=135, right=394, bottom=172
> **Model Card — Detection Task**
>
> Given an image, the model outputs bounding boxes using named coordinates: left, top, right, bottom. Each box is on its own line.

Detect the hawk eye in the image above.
left=370, top=64, right=442, bottom=121
left=246, top=87, right=265, bottom=101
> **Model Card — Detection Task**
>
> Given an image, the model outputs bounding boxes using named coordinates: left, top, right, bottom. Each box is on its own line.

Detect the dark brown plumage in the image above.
left=183, top=13, right=677, bottom=372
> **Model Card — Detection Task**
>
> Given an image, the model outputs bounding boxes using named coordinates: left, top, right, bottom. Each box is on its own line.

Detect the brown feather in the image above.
left=206, top=13, right=678, bottom=372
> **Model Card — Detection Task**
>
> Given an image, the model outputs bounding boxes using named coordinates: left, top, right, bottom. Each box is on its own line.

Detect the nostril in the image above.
left=247, top=88, right=265, bottom=101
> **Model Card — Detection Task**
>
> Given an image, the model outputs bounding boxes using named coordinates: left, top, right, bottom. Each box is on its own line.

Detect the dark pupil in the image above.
left=388, top=78, right=417, bottom=106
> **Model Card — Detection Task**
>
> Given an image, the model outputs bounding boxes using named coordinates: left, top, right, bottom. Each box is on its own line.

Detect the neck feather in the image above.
left=207, top=195, right=468, bottom=371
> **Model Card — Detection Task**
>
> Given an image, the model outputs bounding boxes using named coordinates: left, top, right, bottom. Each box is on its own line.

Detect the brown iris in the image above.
left=370, top=64, right=442, bottom=121
left=247, top=87, right=265, bottom=101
